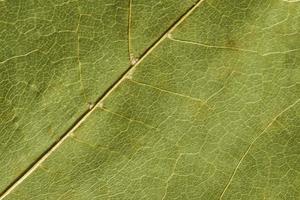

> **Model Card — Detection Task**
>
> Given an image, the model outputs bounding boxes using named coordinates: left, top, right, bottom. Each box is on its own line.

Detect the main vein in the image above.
left=0, top=0, right=205, bottom=199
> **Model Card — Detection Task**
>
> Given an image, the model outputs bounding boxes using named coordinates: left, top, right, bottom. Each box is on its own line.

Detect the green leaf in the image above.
left=1, top=0, right=300, bottom=199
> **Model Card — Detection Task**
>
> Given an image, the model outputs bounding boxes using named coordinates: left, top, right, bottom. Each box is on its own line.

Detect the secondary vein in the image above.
left=219, top=98, right=300, bottom=199
left=128, top=0, right=134, bottom=63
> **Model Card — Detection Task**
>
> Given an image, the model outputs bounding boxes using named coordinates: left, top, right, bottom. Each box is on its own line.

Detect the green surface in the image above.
left=0, top=0, right=300, bottom=199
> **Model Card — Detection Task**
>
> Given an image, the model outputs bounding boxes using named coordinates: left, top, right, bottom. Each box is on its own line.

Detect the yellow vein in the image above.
left=168, top=36, right=258, bottom=54
left=282, top=0, right=300, bottom=2
left=262, top=48, right=300, bottom=56
left=161, top=153, right=182, bottom=200
left=204, top=70, right=235, bottom=103
left=0, top=0, right=206, bottom=198
left=219, top=98, right=300, bottom=199
left=128, top=0, right=134, bottom=64
left=129, top=70, right=235, bottom=107
left=129, top=79, right=204, bottom=103
left=0, top=49, right=39, bottom=64
left=100, top=107, right=157, bottom=129
left=76, top=14, right=88, bottom=103
left=169, top=36, right=300, bottom=57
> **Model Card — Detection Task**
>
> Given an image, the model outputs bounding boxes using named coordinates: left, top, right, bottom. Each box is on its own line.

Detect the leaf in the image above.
left=0, top=0, right=299, bottom=199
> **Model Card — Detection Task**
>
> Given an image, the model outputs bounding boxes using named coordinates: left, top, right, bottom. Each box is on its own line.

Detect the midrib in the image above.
left=0, top=0, right=205, bottom=199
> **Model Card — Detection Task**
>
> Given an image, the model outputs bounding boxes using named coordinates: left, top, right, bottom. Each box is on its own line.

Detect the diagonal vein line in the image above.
left=129, top=79, right=205, bottom=103
left=100, top=107, right=157, bottom=129
left=0, top=49, right=39, bottom=64
left=168, top=36, right=258, bottom=54
left=0, top=0, right=206, bottom=199
left=219, top=98, right=300, bottom=199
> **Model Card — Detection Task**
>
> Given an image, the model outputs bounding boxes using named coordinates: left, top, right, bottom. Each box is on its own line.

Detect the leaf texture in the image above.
left=0, top=0, right=300, bottom=199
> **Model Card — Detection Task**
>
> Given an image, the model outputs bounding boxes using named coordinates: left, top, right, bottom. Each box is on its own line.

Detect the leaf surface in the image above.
left=0, top=0, right=300, bottom=199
